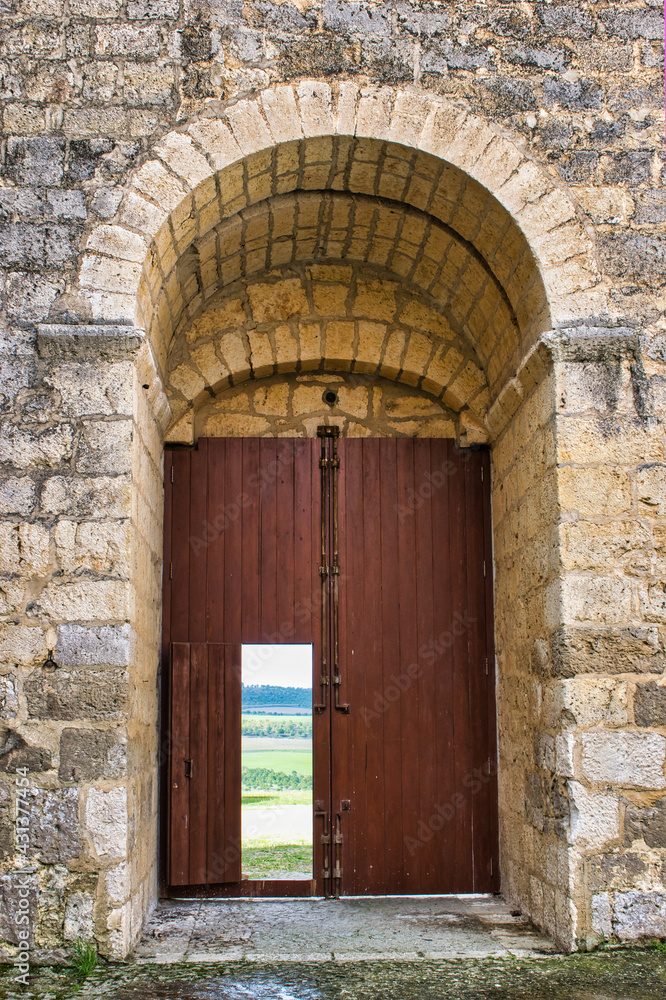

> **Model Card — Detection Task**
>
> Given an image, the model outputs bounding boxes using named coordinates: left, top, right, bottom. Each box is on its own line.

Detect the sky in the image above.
left=242, top=644, right=313, bottom=689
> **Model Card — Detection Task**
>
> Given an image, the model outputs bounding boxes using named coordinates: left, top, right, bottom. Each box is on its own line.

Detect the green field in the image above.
left=242, top=749, right=312, bottom=776
left=242, top=842, right=312, bottom=878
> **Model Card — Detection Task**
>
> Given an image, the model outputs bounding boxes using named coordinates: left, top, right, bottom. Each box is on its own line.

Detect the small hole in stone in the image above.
left=142, top=383, right=150, bottom=389
left=323, top=389, right=338, bottom=406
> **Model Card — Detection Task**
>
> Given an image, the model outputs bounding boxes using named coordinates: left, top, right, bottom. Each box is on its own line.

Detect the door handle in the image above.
left=185, top=758, right=193, bottom=779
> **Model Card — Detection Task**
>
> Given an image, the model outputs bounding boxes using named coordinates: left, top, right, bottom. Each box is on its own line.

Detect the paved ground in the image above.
left=4, top=949, right=666, bottom=999
left=134, top=895, right=558, bottom=964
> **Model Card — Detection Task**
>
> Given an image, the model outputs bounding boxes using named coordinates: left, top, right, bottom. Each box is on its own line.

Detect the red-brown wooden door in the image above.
left=332, top=438, right=499, bottom=894
left=163, top=438, right=327, bottom=891
left=169, top=642, right=241, bottom=886
left=163, top=436, right=498, bottom=895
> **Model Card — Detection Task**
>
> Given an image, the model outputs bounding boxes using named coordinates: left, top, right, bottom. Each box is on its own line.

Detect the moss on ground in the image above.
left=0, top=948, right=665, bottom=999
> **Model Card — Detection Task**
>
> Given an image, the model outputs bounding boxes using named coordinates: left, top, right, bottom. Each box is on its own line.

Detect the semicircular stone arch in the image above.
left=76, top=81, right=605, bottom=436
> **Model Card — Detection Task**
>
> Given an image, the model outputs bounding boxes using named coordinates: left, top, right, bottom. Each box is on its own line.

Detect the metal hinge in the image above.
left=171, top=466, right=174, bottom=483
left=483, top=560, right=486, bottom=578
left=490, top=858, right=493, bottom=876
left=481, top=466, right=484, bottom=482
left=485, top=657, right=488, bottom=676
left=169, top=562, right=173, bottom=580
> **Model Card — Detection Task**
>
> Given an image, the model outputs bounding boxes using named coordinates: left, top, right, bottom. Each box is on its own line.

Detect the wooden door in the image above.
left=332, top=438, right=499, bottom=894
left=163, top=438, right=325, bottom=892
left=169, top=642, right=241, bottom=886
left=163, top=435, right=498, bottom=896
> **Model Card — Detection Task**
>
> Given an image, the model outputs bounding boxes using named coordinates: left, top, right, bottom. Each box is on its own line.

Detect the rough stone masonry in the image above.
left=0, top=0, right=663, bottom=961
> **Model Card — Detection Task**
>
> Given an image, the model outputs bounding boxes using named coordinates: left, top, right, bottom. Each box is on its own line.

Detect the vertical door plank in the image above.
left=430, top=440, right=456, bottom=891
left=276, top=439, right=296, bottom=642
left=449, top=447, right=474, bottom=891
left=223, top=439, right=243, bottom=643
left=188, top=641, right=209, bottom=883
left=395, top=439, right=421, bottom=893
left=207, top=642, right=226, bottom=883
left=361, top=439, right=385, bottom=893
left=464, top=451, right=491, bottom=890
left=413, top=438, right=437, bottom=886
left=224, top=643, right=242, bottom=882
left=169, top=642, right=191, bottom=886
left=241, top=439, right=261, bottom=641
left=259, top=438, right=279, bottom=642
left=189, top=440, right=209, bottom=643
left=378, top=439, right=403, bottom=892
left=482, top=448, right=500, bottom=891
left=206, top=438, right=226, bottom=643
left=170, top=451, right=191, bottom=642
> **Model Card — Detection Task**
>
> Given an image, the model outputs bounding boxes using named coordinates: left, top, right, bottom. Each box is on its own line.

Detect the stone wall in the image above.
left=0, top=0, right=663, bottom=961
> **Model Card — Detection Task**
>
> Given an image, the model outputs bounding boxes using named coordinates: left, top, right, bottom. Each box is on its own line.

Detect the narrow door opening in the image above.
left=241, top=644, right=314, bottom=881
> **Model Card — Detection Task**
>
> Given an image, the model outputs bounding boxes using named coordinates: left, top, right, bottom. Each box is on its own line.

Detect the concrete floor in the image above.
left=134, top=895, right=558, bottom=964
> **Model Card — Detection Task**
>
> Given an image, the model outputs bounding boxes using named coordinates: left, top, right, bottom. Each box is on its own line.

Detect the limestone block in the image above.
left=253, top=383, right=289, bottom=416
left=0, top=522, right=50, bottom=576
left=558, top=467, right=631, bottom=517
left=561, top=575, right=632, bottom=625
left=542, top=678, right=628, bottom=730
left=85, top=787, right=127, bottom=859
left=190, top=343, right=229, bottom=389
left=154, top=132, right=212, bottom=190
left=59, top=727, right=127, bottom=781
left=168, top=363, right=206, bottom=402
left=63, top=892, right=94, bottom=942
left=591, top=892, right=612, bottom=939
left=56, top=624, right=132, bottom=667
left=86, top=225, right=147, bottom=265
left=635, top=465, right=666, bottom=516
left=0, top=677, right=18, bottom=720
left=568, top=781, right=619, bottom=848
left=32, top=580, right=130, bottom=622
left=0, top=624, right=46, bottom=667
left=639, top=583, right=666, bottom=624
left=27, top=788, right=80, bottom=863
left=247, top=279, right=308, bottom=324
left=55, top=520, right=130, bottom=577
left=624, top=796, right=666, bottom=849
left=323, top=321, right=354, bottom=370
left=41, top=475, right=131, bottom=519
left=187, top=118, right=242, bottom=172
left=634, top=683, right=666, bottom=728
left=550, top=625, right=665, bottom=677
left=613, top=892, right=666, bottom=941
left=46, top=361, right=134, bottom=417
left=75, top=420, right=133, bottom=475
left=581, top=732, right=666, bottom=790
left=224, top=100, right=272, bottom=156
left=0, top=423, right=74, bottom=470
left=262, top=86, right=302, bottom=143
left=560, top=520, right=650, bottom=573
left=297, top=81, right=334, bottom=137
left=202, top=414, right=270, bottom=436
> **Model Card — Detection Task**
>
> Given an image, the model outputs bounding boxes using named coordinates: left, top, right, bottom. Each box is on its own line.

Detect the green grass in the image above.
left=71, top=939, right=97, bottom=978
left=242, top=749, right=312, bottom=775
left=242, top=789, right=312, bottom=806
left=242, top=841, right=312, bottom=878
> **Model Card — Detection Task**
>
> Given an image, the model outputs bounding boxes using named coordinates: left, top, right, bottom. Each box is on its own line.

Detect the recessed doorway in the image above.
left=241, top=644, right=313, bottom=882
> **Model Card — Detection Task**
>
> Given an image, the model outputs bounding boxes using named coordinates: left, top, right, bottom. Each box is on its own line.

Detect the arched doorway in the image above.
left=71, top=82, right=606, bottom=954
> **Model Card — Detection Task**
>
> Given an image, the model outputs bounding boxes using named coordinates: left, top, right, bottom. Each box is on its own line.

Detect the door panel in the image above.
left=333, top=438, right=499, bottom=894
left=168, top=642, right=241, bottom=886
left=163, top=435, right=498, bottom=896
